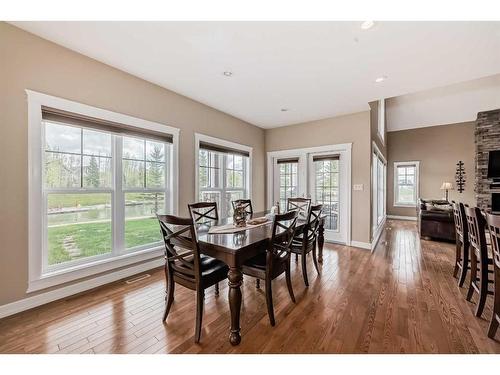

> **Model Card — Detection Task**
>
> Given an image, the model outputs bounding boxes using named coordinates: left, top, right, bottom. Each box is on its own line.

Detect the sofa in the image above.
left=417, top=198, right=456, bottom=242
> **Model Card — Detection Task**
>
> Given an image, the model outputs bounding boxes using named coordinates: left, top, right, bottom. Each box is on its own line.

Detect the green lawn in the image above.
left=48, top=217, right=162, bottom=265
left=125, top=217, right=162, bottom=249
left=48, top=193, right=149, bottom=209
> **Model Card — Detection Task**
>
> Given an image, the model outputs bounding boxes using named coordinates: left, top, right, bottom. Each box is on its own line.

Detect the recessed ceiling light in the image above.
left=223, top=71, right=233, bottom=77
left=281, top=108, right=289, bottom=112
left=375, top=75, right=388, bottom=83
left=361, top=21, right=375, bottom=30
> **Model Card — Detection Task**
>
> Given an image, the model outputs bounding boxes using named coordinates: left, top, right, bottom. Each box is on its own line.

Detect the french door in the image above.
left=269, top=145, right=350, bottom=244
left=308, top=152, right=348, bottom=243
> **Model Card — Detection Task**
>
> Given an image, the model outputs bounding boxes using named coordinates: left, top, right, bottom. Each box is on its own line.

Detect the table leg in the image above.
left=228, top=266, right=243, bottom=345
left=318, top=220, right=325, bottom=263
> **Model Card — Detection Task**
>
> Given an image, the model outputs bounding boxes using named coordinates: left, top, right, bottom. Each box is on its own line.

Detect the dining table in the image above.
left=195, top=210, right=326, bottom=346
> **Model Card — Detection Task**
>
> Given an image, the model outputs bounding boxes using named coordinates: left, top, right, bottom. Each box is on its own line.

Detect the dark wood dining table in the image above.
left=195, top=210, right=325, bottom=346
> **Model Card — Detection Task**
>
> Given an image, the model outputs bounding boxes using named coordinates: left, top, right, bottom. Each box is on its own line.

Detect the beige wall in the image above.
left=0, top=23, right=266, bottom=305
left=387, top=121, right=476, bottom=217
left=265, top=111, right=372, bottom=244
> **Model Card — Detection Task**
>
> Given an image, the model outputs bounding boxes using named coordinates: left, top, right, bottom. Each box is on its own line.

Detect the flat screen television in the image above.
left=488, top=150, right=500, bottom=180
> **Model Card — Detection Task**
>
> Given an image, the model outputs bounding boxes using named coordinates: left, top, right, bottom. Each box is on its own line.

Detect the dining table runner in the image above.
left=208, top=218, right=271, bottom=234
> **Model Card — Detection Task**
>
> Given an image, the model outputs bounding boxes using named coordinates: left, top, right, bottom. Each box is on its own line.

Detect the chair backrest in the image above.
left=232, top=199, right=253, bottom=215
left=464, top=206, right=487, bottom=259
left=157, top=214, right=201, bottom=285
left=486, top=213, right=500, bottom=269
left=188, top=202, right=219, bottom=224
left=270, top=210, right=298, bottom=260
left=452, top=201, right=468, bottom=242
left=287, top=197, right=311, bottom=220
left=304, top=204, right=323, bottom=243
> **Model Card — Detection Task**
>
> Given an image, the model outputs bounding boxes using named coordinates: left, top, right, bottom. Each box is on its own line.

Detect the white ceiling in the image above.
left=386, top=73, right=500, bottom=132
left=11, top=21, right=500, bottom=129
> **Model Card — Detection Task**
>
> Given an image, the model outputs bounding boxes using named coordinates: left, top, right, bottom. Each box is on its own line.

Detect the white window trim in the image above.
left=377, top=98, right=385, bottom=145
left=393, top=160, right=420, bottom=208
left=372, top=142, right=387, bottom=236
left=27, top=90, right=180, bottom=293
left=194, top=133, right=253, bottom=212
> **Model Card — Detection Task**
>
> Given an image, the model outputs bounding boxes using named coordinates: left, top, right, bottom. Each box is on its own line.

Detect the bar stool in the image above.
left=463, top=206, right=494, bottom=318
left=485, top=213, right=500, bottom=339
left=452, top=201, right=469, bottom=287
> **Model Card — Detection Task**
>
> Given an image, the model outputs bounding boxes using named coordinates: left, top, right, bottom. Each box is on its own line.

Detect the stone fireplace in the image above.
left=475, top=109, right=500, bottom=211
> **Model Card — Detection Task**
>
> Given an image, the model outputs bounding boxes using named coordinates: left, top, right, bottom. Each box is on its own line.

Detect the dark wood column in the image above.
left=228, top=267, right=243, bottom=345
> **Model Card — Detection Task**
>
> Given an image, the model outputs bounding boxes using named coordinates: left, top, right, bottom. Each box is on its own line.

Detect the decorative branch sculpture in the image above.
left=455, top=161, right=466, bottom=193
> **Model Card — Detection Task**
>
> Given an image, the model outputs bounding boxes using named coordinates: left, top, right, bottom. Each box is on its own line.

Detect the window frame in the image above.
left=27, top=90, right=179, bottom=292
left=312, top=156, right=340, bottom=232
left=393, top=161, right=420, bottom=207
left=372, top=143, right=387, bottom=234
left=194, top=133, right=252, bottom=217
left=277, top=160, right=299, bottom=213
left=377, top=98, right=385, bottom=145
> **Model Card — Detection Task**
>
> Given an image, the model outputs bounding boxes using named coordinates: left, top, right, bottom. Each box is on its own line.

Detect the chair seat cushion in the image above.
left=291, top=238, right=314, bottom=253
left=199, top=254, right=222, bottom=270
left=201, top=257, right=228, bottom=287
left=243, top=252, right=267, bottom=270
left=293, top=233, right=304, bottom=241
left=175, top=254, right=221, bottom=270
left=242, top=252, right=287, bottom=280
left=174, top=254, right=228, bottom=287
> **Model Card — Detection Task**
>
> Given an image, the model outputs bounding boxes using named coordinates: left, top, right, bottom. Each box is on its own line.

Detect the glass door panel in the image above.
left=308, top=153, right=347, bottom=243
left=313, top=159, right=340, bottom=232
left=277, top=162, right=298, bottom=212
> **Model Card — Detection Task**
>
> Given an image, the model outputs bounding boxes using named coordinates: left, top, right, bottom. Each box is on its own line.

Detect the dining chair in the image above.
left=188, top=201, right=219, bottom=224
left=188, top=201, right=222, bottom=296
left=291, top=204, right=323, bottom=287
left=463, top=206, right=494, bottom=318
left=485, top=213, right=500, bottom=339
left=157, top=214, right=228, bottom=343
left=452, top=201, right=470, bottom=287
left=287, top=197, right=311, bottom=219
left=287, top=197, right=312, bottom=261
left=241, top=210, right=298, bottom=326
left=232, top=199, right=253, bottom=216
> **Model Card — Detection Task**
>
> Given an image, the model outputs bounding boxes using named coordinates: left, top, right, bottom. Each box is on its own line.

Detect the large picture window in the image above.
left=44, top=118, right=172, bottom=271
left=394, top=161, right=419, bottom=207
left=28, top=91, right=179, bottom=291
left=196, top=135, right=251, bottom=218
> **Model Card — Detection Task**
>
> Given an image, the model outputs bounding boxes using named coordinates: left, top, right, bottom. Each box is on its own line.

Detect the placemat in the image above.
left=208, top=218, right=271, bottom=234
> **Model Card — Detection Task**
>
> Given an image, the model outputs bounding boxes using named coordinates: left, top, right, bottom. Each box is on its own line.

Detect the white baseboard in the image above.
left=387, top=215, right=417, bottom=221
left=0, top=258, right=164, bottom=319
left=350, top=216, right=389, bottom=252
left=350, top=240, right=371, bottom=250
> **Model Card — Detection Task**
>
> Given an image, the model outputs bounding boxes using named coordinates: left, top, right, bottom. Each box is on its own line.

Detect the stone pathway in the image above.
left=62, top=236, right=81, bottom=258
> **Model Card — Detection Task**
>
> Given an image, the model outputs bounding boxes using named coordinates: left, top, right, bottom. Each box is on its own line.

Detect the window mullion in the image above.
left=80, top=128, right=83, bottom=189
left=221, top=153, right=227, bottom=216
left=165, top=143, right=170, bottom=214
left=114, top=136, right=125, bottom=255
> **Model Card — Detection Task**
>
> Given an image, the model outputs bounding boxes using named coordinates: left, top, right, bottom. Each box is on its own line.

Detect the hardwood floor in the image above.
left=1, top=219, right=500, bottom=353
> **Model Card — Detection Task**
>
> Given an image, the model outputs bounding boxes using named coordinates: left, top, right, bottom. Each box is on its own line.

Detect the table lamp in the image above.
left=440, top=182, right=454, bottom=201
